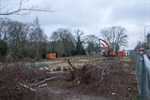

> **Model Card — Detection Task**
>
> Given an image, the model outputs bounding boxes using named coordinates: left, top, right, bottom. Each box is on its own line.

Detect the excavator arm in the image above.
left=99, top=38, right=113, bottom=52
left=99, top=42, right=108, bottom=56
left=99, top=38, right=115, bottom=56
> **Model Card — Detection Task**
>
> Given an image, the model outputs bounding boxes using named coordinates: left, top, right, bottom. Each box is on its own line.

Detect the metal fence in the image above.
left=131, top=51, right=150, bottom=100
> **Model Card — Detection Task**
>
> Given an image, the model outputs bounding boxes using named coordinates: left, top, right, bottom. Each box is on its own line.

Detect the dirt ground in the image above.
left=0, top=56, right=139, bottom=100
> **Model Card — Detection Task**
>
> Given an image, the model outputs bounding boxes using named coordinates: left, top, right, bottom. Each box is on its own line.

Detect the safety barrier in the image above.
left=131, top=51, right=150, bottom=100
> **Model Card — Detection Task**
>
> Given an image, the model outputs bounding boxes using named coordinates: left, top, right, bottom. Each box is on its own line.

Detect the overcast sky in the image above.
left=1, top=0, right=150, bottom=50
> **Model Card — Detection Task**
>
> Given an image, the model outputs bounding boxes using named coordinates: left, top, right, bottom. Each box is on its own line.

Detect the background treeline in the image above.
left=0, top=17, right=99, bottom=61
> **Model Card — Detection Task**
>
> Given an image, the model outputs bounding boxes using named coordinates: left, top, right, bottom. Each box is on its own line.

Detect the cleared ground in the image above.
left=0, top=56, right=139, bottom=100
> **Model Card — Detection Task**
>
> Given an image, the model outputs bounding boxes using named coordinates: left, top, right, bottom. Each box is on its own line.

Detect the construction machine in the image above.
left=99, top=42, right=108, bottom=56
left=99, top=38, right=115, bottom=57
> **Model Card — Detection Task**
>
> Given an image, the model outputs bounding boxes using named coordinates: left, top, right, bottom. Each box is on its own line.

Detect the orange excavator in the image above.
left=99, top=42, right=108, bottom=56
left=99, top=38, right=115, bottom=57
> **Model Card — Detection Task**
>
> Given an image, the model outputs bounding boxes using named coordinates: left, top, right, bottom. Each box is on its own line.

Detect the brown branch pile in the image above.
left=67, top=59, right=138, bottom=100
left=66, top=59, right=112, bottom=85
left=0, top=58, right=138, bottom=100
left=0, top=62, right=51, bottom=100
left=69, top=63, right=109, bottom=86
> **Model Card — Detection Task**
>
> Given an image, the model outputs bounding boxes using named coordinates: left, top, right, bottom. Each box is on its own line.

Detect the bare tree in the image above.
left=101, top=26, right=128, bottom=52
left=29, top=17, right=47, bottom=59
left=0, top=18, right=31, bottom=59
left=0, top=18, right=12, bottom=61
left=50, top=28, right=75, bottom=57
left=85, top=34, right=99, bottom=55
left=6, top=20, right=30, bottom=58
left=86, top=35, right=98, bottom=43
left=74, top=29, right=86, bottom=55
left=0, top=0, right=53, bottom=15
left=0, top=18, right=10, bottom=41
left=134, top=41, right=147, bottom=51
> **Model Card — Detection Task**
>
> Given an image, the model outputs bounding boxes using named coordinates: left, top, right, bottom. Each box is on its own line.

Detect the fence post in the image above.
left=143, top=54, right=150, bottom=100
left=140, top=56, right=146, bottom=100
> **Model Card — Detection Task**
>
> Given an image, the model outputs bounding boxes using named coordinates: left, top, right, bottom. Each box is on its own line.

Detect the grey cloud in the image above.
left=1, top=0, right=149, bottom=49
left=110, top=2, right=149, bottom=23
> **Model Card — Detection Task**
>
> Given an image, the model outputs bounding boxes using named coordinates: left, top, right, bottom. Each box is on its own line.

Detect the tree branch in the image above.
left=19, top=83, right=36, bottom=92
left=67, top=59, right=77, bottom=71
left=33, top=75, right=63, bottom=87
left=0, top=8, right=54, bottom=15
left=0, top=0, right=54, bottom=15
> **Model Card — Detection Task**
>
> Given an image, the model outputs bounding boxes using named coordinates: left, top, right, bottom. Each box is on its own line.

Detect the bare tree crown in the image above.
left=101, top=26, right=128, bottom=52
